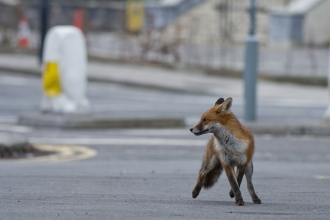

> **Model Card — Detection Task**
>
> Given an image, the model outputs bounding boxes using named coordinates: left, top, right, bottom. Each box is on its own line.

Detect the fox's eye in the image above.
left=202, top=118, right=207, bottom=122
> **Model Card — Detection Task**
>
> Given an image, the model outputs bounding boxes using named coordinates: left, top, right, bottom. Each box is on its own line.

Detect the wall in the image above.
left=269, top=0, right=330, bottom=45
left=304, top=0, right=330, bottom=45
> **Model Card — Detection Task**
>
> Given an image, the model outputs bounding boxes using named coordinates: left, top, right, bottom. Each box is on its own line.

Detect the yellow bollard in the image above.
left=40, top=26, right=90, bottom=113
left=42, top=62, right=62, bottom=97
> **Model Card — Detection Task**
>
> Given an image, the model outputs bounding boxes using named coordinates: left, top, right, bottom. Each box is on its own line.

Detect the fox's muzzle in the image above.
left=190, top=127, right=209, bottom=136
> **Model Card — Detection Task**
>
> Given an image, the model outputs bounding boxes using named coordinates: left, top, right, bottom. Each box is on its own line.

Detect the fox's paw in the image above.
left=192, top=188, right=201, bottom=199
left=235, top=199, right=244, bottom=206
left=253, top=197, right=261, bottom=204
left=229, top=189, right=234, bottom=198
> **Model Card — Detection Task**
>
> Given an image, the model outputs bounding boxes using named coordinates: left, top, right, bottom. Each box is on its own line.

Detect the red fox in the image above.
left=190, top=97, right=261, bottom=206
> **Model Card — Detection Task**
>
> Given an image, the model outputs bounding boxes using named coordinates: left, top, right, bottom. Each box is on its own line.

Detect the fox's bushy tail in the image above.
left=202, top=164, right=223, bottom=189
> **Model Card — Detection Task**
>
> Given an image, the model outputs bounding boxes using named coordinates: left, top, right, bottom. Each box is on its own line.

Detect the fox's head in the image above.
left=190, top=97, right=233, bottom=136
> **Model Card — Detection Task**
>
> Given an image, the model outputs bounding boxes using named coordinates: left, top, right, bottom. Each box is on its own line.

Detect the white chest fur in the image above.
left=213, top=124, right=248, bottom=166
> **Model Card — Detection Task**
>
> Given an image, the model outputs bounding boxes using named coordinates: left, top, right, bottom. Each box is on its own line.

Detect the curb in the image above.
left=0, top=135, right=27, bottom=148
left=88, top=74, right=197, bottom=95
left=18, top=114, right=185, bottom=129
left=0, top=66, right=198, bottom=95
left=246, top=122, right=330, bottom=136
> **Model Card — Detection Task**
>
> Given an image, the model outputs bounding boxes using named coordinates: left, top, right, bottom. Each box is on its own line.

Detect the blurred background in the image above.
left=1, top=2, right=330, bottom=218
left=1, top=0, right=329, bottom=84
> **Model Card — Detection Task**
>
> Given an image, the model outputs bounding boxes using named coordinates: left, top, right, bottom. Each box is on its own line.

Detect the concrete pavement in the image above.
left=0, top=53, right=330, bottom=135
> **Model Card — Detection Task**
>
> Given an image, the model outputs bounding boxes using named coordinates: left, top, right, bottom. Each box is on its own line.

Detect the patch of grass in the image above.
left=204, top=67, right=242, bottom=78
left=0, top=143, right=53, bottom=159
left=259, top=74, right=327, bottom=87
left=204, top=67, right=327, bottom=87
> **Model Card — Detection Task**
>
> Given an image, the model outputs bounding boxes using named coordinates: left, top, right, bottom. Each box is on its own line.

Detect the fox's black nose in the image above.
left=190, top=128, right=193, bottom=132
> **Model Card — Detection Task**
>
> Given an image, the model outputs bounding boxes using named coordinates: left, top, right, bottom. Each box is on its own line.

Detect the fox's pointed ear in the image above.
left=217, top=97, right=232, bottom=113
left=215, top=98, right=224, bottom=106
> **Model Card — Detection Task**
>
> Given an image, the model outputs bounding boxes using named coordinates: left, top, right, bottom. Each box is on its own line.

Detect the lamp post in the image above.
left=243, top=0, right=258, bottom=121
left=39, top=0, right=49, bottom=64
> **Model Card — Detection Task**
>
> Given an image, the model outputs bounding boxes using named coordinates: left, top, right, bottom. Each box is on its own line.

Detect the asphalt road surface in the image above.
left=0, top=128, right=330, bottom=220
left=0, top=71, right=329, bottom=219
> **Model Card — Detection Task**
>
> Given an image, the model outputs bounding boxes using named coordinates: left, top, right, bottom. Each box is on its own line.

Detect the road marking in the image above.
left=0, top=117, right=17, bottom=124
left=30, top=137, right=207, bottom=147
left=315, top=176, right=330, bottom=180
left=102, top=129, right=191, bottom=136
left=0, top=124, right=33, bottom=133
left=0, top=75, right=37, bottom=86
left=3, top=145, right=97, bottom=163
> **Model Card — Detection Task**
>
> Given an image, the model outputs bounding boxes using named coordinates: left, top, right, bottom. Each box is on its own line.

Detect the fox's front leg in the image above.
left=223, top=164, right=244, bottom=206
left=192, top=170, right=205, bottom=198
left=229, top=165, right=246, bottom=198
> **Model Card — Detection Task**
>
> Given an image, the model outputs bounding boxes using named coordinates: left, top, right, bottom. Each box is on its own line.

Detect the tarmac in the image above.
left=1, top=52, right=330, bottom=136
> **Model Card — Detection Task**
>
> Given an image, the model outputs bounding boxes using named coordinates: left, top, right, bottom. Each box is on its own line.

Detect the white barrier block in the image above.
left=40, top=26, right=90, bottom=114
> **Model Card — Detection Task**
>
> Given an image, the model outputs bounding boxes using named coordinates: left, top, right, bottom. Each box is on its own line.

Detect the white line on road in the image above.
left=98, top=129, right=191, bottom=136
left=315, top=176, right=330, bottom=180
left=0, top=75, right=38, bottom=86
left=0, top=124, right=33, bottom=133
left=0, top=117, right=17, bottom=124
left=30, top=137, right=207, bottom=147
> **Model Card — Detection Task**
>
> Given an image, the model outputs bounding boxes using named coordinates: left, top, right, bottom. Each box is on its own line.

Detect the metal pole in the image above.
left=324, top=46, right=330, bottom=120
left=39, top=0, right=49, bottom=64
left=244, top=0, right=258, bottom=121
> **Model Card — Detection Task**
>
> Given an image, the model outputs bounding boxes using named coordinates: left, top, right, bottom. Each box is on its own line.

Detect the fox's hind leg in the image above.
left=192, top=155, right=222, bottom=198
left=245, top=161, right=261, bottom=204
left=229, top=165, right=246, bottom=198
